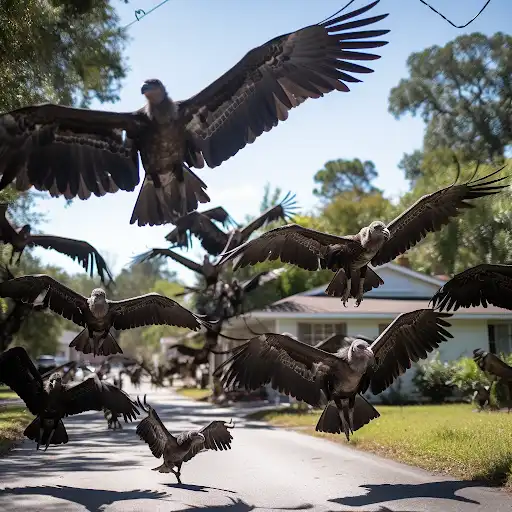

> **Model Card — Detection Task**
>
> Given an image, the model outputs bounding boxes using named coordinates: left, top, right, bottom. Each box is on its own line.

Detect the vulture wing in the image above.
left=178, top=1, right=389, bottom=169
left=0, top=274, right=89, bottom=326
left=313, top=333, right=353, bottom=351
left=431, top=264, right=512, bottom=312
left=0, top=346, right=46, bottom=415
left=371, top=169, right=509, bottom=267
left=239, top=192, right=299, bottom=242
left=0, top=104, right=147, bottom=200
left=367, top=310, right=453, bottom=395
left=62, top=374, right=139, bottom=421
left=473, top=349, right=512, bottom=381
left=214, top=333, right=340, bottom=406
left=28, top=234, right=114, bottom=285
left=201, top=206, right=238, bottom=228
left=136, top=402, right=174, bottom=459
left=0, top=203, right=19, bottom=243
left=240, top=268, right=286, bottom=294
left=108, top=293, right=205, bottom=331
left=182, top=420, right=235, bottom=463
left=218, top=223, right=361, bottom=272
left=131, top=248, right=204, bottom=275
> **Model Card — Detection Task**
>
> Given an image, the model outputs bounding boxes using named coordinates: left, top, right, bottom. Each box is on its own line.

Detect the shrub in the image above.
left=413, top=352, right=456, bottom=403
left=450, top=356, right=493, bottom=400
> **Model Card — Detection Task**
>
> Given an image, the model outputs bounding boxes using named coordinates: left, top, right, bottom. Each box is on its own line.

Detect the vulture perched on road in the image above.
left=0, top=203, right=113, bottom=285
left=431, top=264, right=512, bottom=312
left=166, top=192, right=299, bottom=256
left=0, top=1, right=389, bottom=226
left=215, top=309, right=453, bottom=440
left=219, top=168, right=508, bottom=306
left=135, top=395, right=235, bottom=484
left=132, top=250, right=222, bottom=290
left=0, top=346, right=139, bottom=450
left=0, top=274, right=210, bottom=356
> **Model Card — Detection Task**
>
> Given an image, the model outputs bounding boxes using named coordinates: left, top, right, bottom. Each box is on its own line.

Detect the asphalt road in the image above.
left=0, top=381, right=510, bottom=512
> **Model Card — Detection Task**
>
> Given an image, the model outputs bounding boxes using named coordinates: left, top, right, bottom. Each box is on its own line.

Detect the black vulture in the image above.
left=0, top=203, right=113, bottom=285
left=0, top=274, right=210, bottom=356
left=219, top=169, right=508, bottom=306
left=215, top=309, right=453, bottom=440
left=0, top=347, right=139, bottom=450
left=135, top=395, right=234, bottom=483
left=473, top=348, right=512, bottom=382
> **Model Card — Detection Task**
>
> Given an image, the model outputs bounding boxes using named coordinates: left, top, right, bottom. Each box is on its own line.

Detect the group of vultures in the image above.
left=0, top=1, right=511, bottom=483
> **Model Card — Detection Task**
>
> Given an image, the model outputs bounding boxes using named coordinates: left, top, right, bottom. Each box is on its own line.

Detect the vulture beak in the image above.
left=365, top=347, right=374, bottom=359
left=141, top=83, right=152, bottom=95
left=383, top=227, right=391, bottom=240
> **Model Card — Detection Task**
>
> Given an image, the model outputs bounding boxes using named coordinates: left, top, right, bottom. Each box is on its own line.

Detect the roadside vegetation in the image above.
left=0, top=406, right=33, bottom=454
left=176, top=388, right=212, bottom=401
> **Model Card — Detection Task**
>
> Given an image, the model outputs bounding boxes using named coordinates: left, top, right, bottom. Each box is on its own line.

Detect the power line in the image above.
left=124, top=0, right=173, bottom=29
left=418, top=0, right=492, bottom=28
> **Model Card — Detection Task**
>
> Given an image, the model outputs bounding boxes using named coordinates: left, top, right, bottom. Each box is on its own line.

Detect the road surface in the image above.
left=0, top=381, right=510, bottom=511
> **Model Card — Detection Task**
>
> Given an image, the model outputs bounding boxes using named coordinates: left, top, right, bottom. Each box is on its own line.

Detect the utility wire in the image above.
left=124, top=0, right=173, bottom=29
left=418, top=0, right=492, bottom=28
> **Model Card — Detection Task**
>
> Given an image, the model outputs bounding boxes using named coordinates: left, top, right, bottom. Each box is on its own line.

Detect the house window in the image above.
left=489, top=323, right=512, bottom=355
left=297, top=323, right=346, bottom=345
left=378, top=323, right=390, bottom=335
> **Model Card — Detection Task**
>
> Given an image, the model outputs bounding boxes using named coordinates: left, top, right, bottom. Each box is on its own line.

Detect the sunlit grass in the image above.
left=248, top=404, right=512, bottom=487
left=176, top=387, right=212, bottom=401
left=0, top=386, right=18, bottom=401
left=0, top=405, right=33, bottom=454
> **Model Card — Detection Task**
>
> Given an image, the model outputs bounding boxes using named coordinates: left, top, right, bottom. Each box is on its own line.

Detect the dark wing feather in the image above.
left=218, top=223, right=361, bottom=272
left=473, top=349, right=512, bottom=381
left=0, top=203, right=19, bottom=243
left=431, top=264, right=512, bottom=312
left=313, top=334, right=353, bottom=351
left=201, top=207, right=238, bottom=228
left=240, top=268, right=285, bottom=294
left=0, top=274, right=88, bottom=326
left=131, top=248, right=204, bottom=275
left=0, top=346, right=46, bottom=415
left=28, top=234, right=114, bottom=285
left=214, top=333, right=340, bottom=406
left=0, top=104, right=147, bottom=200
left=372, top=169, right=509, bottom=266
left=108, top=293, right=203, bottom=331
left=239, top=192, right=299, bottom=241
left=136, top=404, right=174, bottom=459
left=62, top=374, right=139, bottom=421
left=182, top=421, right=234, bottom=462
left=367, top=310, right=453, bottom=395
left=178, top=1, right=389, bottom=168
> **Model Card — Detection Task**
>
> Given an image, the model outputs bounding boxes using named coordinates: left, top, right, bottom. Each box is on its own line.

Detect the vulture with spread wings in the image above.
left=0, top=347, right=139, bottom=450
left=0, top=203, right=113, bottom=285
left=166, top=192, right=299, bottom=256
left=219, top=168, right=508, bottom=306
left=0, top=274, right=210, bottom=356
left=132, top=250, right=222, bottom=290
left=0, top=1, right=389, bottom=227
left=135, top=395, right=234, bottom=484
left=215, top=309, right=453, bottom=440
left=431, top=264, right=512, bottom=312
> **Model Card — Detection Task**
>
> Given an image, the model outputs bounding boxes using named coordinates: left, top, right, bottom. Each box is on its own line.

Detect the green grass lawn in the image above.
left=176, top=387, right=212, bottom=401
left=248, top=404, right=512, bottom=487
left=0, top=386, right=18, bottom=401
left=0, top=405, right=33, bottom=454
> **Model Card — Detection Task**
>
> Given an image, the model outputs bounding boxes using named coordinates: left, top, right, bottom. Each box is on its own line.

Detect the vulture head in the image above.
left=48, top=373, right=63, bottom=391
left=141, top=79, right=167, bottom=105
left=359, top=221, right=390, bottom=250
left=18, top=224, right=31, bottom=239
left=346, top=339, right=375, bottom=368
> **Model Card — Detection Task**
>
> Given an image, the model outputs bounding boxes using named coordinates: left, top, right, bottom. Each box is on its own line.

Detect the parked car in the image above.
left=36, top=355, right=56, bottom=374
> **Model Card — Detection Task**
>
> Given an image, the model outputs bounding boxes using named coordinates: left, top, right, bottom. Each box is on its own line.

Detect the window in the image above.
left=298, top=323, right=346, bottom=345
left=489, top=323, right=512, bottom=355
left=378, top=323, right=390, bottom=335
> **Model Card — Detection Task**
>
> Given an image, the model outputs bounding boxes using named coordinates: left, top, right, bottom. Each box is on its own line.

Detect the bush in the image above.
left=450, top=356, right=493, bottom=400
left=413, top=352, right=456, bottom=403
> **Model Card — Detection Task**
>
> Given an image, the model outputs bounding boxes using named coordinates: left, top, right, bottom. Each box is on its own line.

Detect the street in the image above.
left=0, top=381, right=510, bottom=511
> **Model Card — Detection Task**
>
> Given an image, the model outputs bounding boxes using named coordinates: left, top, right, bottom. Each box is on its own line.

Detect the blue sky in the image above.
left=29, top=0, right=511, bottom=286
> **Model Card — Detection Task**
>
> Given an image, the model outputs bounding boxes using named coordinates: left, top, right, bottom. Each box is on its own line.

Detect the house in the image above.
left=214, top=259, right=512, bottom=399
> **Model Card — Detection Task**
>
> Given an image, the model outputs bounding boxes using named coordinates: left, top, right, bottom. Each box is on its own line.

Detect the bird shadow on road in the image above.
left=329, top=480, right=485, bottom=508
left=0, top=485, right=170, bottom=512
left=170, top=496, right=314, bottom=511
left=163, top=483, right=236, bottom=493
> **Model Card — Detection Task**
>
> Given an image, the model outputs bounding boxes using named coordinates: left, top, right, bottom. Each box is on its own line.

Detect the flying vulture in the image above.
left=431, top=264, right=512, bottom=312
left=215, top=309, right=453, bottom=440
left=219, top=168, right=509, bottom=306
left=0, top=346, right=139, bottom=450
left=132, top=250, right=222, bottom=290
left=166, top=192, right=299, bottom=256
left=135, top=395, right=235, bottom=484
left=0, top=1, right=389, bottom=226
left=0, top=274, right=210, bottom=356
left=0, top=203, right=113, bottom=285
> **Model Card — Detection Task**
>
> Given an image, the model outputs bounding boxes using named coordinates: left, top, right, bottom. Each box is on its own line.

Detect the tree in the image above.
left=313, top=158, right=380, bottom=202
left=398, top=150, right=424, bottom=184
left=0, top=0, right=128, bottom=111
left=389, top=32, right=512, bottom=162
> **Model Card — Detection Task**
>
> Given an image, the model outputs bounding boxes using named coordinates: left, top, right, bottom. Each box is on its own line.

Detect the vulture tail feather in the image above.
left=315, top=401, right=342, bottom=434
left=68, top=329, right=92, bottom=353
left=24, top=417, right=68, bottom=447
left=325, top=269, right=347, bottom=297
left=99, top=332, right=123, bottom=356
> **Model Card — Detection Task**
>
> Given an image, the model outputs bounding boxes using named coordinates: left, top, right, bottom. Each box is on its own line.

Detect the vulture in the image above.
left=219, top=168, right=508, bottom=306
left=0, top=346, right=139, bottom=450
left=0, top=203, right=113, bottom=285
left=135, top=395, right=235, bottom=484
left=473, top=348, right=512, bottom=382
left=104, top=407, right=123, bottom=430
left=473, top=384, right=492, bottom=411
left=314, top=333, right=375, bottom=353
left=431, top=263, right=512, bottom=312
left=132, top=249, right=222, bottom=290
left=0, top=1, right=389, bottom=226
left=214, top=309, right=453, bottom=440
left=0, top=274, right=210, bottom=356
left=166, top=192, right=299, bottom=256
